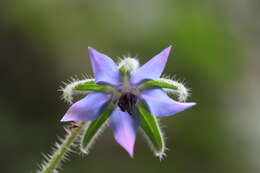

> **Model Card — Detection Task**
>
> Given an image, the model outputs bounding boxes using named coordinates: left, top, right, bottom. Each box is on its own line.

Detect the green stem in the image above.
left=41, top=122, right=86, bottom=173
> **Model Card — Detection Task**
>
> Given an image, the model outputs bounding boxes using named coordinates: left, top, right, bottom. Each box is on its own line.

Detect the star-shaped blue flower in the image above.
left=61, top=46, right=196, bottom=157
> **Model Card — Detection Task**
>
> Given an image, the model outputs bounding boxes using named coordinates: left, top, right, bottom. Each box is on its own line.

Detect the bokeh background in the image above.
left=1, top=0, right=260, bottom=173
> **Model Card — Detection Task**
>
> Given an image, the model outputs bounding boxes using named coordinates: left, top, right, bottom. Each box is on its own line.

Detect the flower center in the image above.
left=118, top=92, right=138, bottom=115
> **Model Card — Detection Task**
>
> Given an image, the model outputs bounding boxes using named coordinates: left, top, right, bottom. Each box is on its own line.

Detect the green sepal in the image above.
left=80, top=103, right=115, bottom=154
left=74, top=80, right=113, bottom=92
left=136, top=102, right=165, bottom=158
left=138, top=80, right=178, bottom=90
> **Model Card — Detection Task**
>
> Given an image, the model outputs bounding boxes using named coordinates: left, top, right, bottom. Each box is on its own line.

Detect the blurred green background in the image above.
left=1, top=0, right=260, bottom=173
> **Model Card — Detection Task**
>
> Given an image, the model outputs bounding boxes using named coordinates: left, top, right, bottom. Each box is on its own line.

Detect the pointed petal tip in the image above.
left=115, top=132, right=136, bottom=158
left=186, top=102, right=196, bottom=107
left=60, top=113, right=76, bottom=122
left=115, top=136, right=135, bottom=158
left=166, top=45, right=172, bottom=50
left=60, top=115, right=71, bottom=122
left=128, top=150, right=134, bottom=158
left=176, top=102, right=196, bottom=112
left=88, top=47, right=97, bottom=55
left=122, top=142, right=135, bottom=158
left=177, top=101, right=196, bottom=107
left=88, top=46, right=94, bottom=51
left=88, top=47, right=102, bottom=57
left=162, top=45, right=172, bottom=56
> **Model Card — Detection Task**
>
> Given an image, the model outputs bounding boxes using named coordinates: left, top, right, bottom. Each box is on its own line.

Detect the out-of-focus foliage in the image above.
left=0, top=0, right=259, bottom=173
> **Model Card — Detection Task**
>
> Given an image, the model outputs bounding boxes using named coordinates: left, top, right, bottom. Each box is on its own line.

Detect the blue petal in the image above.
left=109, top=107, right=139, bottom=157
left=61, top=92, right=110, bottom=122
left=130, top=46, right=172, bottom=85
left=88, top=47, right=121, bottom=86
left=141, top=89, right=196, bottom=117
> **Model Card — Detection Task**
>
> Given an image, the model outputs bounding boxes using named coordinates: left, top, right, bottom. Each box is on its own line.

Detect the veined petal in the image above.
left=61, top=92, right=110, bottom=122
left=130, top=46, right=172, bottom=84
left=88, top=47, right=120, bottom=86
left=109, top=107, right=139, bottom=157
left=141, top=89, right=196, bottom=117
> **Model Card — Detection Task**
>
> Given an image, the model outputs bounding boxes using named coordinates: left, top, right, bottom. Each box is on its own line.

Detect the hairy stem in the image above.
left=39, top=122, right=86, bottom=173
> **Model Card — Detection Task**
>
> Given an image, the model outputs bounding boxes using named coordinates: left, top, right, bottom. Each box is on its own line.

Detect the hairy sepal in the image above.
left=80, top=103, right=115, bottom=154
left=61, top=79, right=113, bottom=103
left=139, top=80, right=177, bottom=90
left=138, top=79, right=189, bottom=102
left=74, top=80, right=111, bottom=91
left=136, top=102, right=166, bottom=159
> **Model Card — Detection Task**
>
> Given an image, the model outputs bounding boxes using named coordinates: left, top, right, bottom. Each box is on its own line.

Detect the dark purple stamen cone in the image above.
left=118, top=93, right=138, bottom=115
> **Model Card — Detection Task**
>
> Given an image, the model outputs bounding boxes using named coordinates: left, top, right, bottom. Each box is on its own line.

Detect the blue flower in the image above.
left=61, top=46, right=196, bottom=157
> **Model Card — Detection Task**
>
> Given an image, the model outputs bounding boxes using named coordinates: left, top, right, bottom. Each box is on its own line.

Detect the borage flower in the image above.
left=61, top=46, right=196, bottom=158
